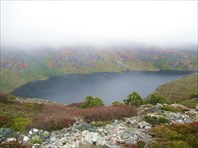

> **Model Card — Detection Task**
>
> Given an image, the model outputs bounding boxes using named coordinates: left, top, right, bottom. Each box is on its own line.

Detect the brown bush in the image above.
left=123, top=141, right=146, bottom=148
left=0, top=141, right=29, bottom=148
left=0, top=115, right=13, bottom=127
left=0, top=92, right=16, bottom=104
left=83, top=105, right=137, bottom=122
left=29, top=104, right=84, bottom=131
left=30, top=104, right=137, bottom=131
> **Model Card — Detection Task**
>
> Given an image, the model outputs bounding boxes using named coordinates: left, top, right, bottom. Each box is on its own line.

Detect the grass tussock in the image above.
left=149, top=122, right=198, bottom=148
left=161, top=105, right=188, bottom=113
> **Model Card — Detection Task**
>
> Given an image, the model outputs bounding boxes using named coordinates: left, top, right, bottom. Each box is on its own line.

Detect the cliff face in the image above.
left=1, top=48, right=197, bottom=93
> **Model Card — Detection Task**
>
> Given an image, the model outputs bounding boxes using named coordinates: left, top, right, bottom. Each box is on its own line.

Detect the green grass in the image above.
left=152, top=73, right=198, bottom=105
left=144, top=115, right=169, bottom=125
left=149, top=122, right=198, bottom=148
left=30, top=135, right=43, bottom=145
left=0, top=93, right=44, bottom=131
left=180, top=98, right=198, bottom=108
left=161, top=105, right=186, bottom=113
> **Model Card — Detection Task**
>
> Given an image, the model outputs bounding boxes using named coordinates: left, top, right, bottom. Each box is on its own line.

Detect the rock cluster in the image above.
left=1, top=103, right=197, bottom=147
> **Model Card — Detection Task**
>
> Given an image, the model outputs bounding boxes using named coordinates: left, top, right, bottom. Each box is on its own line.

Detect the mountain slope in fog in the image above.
left=0, top=47, right=197, bottom=93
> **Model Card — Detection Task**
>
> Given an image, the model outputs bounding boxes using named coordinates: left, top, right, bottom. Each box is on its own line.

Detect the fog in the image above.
left=1, top=1, right=197, bottom=49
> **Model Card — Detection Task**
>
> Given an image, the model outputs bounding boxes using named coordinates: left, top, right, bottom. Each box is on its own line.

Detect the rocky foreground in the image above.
left=0, top=103, right=198, bottom=148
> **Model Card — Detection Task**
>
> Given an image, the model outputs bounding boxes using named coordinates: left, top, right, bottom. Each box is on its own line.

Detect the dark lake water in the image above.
left=12, top=71, right=192, bottom=105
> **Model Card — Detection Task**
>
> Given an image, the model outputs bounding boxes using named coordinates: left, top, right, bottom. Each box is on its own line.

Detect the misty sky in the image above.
left=1, top=1, right=197, bottom=48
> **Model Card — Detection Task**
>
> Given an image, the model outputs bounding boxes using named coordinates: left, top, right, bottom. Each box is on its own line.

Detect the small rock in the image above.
left=156, top=103, right=163, bottom=108
left=195, top=104, right=198, bottom=111
left=49, top=137, right=56, bottom=143
left=98, top=128, right=104, bottom=132
left=32, top=143, right=41, bottom=148
left=29, top=130, right=33, bottom=135
left=33, top=128, right=39, bottom=133
left=6, top=137, right=16, bottom=142
left=92, top=133, right=98, bottom=145
left=138, top=121, right=150, bottom=129
left=23, top=136, right=29, bottom=142
left=56, top=141, right=63, bottom=146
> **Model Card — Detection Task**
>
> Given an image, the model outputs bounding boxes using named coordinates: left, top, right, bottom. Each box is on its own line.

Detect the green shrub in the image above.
left=144, top=115, right=169, bottom=125
left=161, top=105, right=182, bottom=112
left=0, top=100, right=44, bottom=131
left=12, top=117, right=32, bottom=131
left=30, top=135, right=43, bottom=145
left=112, top=101, right=124, bottom=106
left=80, top=96, right=104, bottom=108
left=123, top=92, right=143, bottom=107
left=145, top=94, right=168, bottom=105
left=180, top=98, right=198, bottom=108
left=190, top=94, right=198, bottom=99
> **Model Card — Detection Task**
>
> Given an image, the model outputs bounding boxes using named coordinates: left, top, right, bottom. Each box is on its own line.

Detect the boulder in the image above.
left=76, top=123, right=96, bottom=132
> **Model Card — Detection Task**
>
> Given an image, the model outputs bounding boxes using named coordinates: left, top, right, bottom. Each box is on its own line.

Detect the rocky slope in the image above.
left=0, top=103, right=198, bottom=148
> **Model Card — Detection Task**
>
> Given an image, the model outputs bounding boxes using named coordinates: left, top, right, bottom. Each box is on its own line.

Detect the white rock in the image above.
left=6, top=138, right=16, bottom=142
left=56, top=141, right=63, bottom=146
left=23, top=136, right=29, bottom=142
left=82, top=130, right=88, bottom=137
left=92, top=133, right=98, bottom=143
left=33, top=128, right=39, bottom=133
left=29, top=130, right=33, bottom=135
left=32, top=143, right=40, bottom=148
left=84, top=132, right=94, bottom=144
left=98, top=128, right=104, bottom=132
left=75, top=140, right=80, bottom=148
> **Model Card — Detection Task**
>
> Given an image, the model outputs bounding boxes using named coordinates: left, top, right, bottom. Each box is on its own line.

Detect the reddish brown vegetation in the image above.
left=84, top=105, right=138, bottom=122
left=30, top=105, right=137, bottom=131
left=0, top=115, right=12, bottom=127
left=123, top=141, right=146, bottom=148
left=0, top=141, right=29, bottom=148
left=29, top=105, right=82, bottom=131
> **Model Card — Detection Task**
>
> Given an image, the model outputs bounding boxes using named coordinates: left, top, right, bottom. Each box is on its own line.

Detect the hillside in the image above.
left=0, top=93, right=198, bottom=147
left=151, top=73, right=198, bottom=107
left=1, top=47, right=197, bottom=93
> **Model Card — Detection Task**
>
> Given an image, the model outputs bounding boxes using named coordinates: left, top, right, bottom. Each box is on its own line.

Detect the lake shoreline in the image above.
left=11, top=71, right=194, bottom=105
